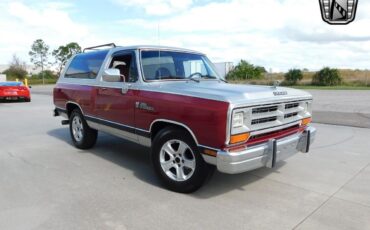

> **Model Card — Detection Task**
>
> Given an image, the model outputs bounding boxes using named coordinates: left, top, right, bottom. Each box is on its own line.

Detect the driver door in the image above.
left=94, top=50, right=138, bottom=141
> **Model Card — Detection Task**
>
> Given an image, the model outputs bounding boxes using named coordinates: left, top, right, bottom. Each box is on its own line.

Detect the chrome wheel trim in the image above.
left=72, top=115, right=84, bottom=142
left=159, top=139, right=196, bottom=182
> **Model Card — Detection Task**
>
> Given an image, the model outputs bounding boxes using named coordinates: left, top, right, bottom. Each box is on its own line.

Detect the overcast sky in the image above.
left=0, top=0, right=369, bottom=72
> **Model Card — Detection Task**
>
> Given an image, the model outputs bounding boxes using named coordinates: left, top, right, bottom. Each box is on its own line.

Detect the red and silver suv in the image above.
left=53, top=44, right=316, bottom=193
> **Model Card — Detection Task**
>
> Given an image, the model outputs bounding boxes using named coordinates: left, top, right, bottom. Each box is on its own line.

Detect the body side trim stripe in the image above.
left=84, top=115, right=151, bottom=138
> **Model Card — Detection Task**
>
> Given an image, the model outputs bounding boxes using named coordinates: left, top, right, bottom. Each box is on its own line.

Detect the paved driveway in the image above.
left=1, top=94, right=370, bottom=229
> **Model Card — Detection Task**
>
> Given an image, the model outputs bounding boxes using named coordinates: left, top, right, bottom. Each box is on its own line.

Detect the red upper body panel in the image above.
left=54, top=83, right=229, bottom=149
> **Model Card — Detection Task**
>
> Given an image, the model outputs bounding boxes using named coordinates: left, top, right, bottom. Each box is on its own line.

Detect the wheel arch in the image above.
left=66, top=101, right=84, bottom=118
left=150, top=119, right=199, bottom=145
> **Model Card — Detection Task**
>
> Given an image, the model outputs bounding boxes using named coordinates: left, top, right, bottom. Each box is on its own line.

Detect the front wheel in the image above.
left=69, top=109, right=98, bottom=149
left=152, top=127, right=212, bottom=193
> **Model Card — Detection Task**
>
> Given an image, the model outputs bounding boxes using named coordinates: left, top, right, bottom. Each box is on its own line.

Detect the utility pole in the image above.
left=41, top=55, right=44, bottom=85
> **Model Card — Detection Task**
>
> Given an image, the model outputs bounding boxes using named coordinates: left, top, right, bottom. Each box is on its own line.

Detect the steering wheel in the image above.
left=120, top=74, right=126, bottom=82
left=188, top=72, right=203, bottom=79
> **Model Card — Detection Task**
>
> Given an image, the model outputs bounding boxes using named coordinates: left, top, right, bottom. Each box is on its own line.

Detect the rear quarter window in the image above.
left=65, top=50, right=108, bottom=79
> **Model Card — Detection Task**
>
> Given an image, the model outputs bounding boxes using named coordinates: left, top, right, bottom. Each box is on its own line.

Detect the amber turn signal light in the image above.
left=203, top=149, right=217, bottom=157
left=230, top=133, right=250, bottom=144
left=302, top=117, right=312, bottom=126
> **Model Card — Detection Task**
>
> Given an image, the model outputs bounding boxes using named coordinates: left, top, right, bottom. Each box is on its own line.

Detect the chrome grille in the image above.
left=284, top=112, right=299, bottom=119
left=285, top=102, right=299, bottom=110
left=252, top=106, right=278, bottom=114
left=248, top=101, right=309, bottom=130
left=251, top=116, right=277, bottom=125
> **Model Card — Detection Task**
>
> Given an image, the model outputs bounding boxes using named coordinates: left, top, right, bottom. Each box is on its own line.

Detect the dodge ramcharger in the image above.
left=53, top=43, right=316, bottom=193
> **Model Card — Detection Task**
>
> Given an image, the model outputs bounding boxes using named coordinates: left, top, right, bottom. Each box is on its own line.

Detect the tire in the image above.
left=69, top=109, right=98, bottom=149
left=152, top=127, right=212, bottom=193
left=25, top=98, right=31, bottom=102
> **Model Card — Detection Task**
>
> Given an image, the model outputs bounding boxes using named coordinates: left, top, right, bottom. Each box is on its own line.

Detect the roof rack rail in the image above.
left=83, top=43, right=116, bottom=52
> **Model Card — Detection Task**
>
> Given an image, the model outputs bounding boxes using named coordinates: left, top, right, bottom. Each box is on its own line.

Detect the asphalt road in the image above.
left=1, top=94, right=370, bottom=230
left=307, top=90, right=370, bottom=128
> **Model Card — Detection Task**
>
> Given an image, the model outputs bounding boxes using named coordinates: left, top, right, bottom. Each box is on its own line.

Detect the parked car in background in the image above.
left=53, top=44, right=316, bottom=193
left=0, top=81, right=31, bottom=102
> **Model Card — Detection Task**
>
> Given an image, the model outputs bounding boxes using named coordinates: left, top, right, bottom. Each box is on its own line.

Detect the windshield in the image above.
left=141, top=50, right=221, bottom=81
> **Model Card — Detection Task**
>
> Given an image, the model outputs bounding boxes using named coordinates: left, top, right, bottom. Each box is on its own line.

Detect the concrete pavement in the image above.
left=307, top=90, right=370, bottom=128
left=1, top=94, right=370, bottom=229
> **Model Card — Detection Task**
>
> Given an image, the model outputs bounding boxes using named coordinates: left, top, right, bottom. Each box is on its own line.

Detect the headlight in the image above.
left=303, top=101, right=312, bottom=114
left=232, top=112, right=244, bottom=128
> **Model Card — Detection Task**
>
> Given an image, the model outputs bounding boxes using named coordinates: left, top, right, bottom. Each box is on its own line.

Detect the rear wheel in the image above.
left=69, top=109, right=97, bottom=149
left=152, top=127, right=212, bottom=193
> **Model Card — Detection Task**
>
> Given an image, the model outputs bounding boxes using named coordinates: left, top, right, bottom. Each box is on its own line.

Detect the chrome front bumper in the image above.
left=215, top=126, right=316, bottom=174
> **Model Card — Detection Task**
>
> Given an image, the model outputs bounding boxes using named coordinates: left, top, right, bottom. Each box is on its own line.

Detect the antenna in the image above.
left=157, top=21, right=161, bottom=47
left=157, top=21, right=161, bottom=80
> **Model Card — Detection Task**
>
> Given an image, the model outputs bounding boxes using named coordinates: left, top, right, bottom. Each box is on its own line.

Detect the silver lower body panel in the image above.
left=214, top=126, right=316, bottom=174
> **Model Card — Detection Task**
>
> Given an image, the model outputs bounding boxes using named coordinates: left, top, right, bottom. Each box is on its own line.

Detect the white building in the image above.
left=213, top=62, right=234, bottom=78
left=0, top=74, right=6, bottom=82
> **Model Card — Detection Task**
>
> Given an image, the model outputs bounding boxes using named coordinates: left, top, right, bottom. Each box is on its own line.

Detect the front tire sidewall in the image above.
left=152, top=128, right=210, bottom=193
left=69, top=110, right=97, bottom=149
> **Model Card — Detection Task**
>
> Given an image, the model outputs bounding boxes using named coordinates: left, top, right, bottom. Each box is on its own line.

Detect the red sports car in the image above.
left=0, top=81, right=31, bottom=102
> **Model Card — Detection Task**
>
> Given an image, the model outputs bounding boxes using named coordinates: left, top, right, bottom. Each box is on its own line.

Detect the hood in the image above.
left=144, top=81, right=312, bottom=106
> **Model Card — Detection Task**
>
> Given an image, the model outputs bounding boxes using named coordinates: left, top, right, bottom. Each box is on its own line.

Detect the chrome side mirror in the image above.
left=102, top=68, right=121, bottom=82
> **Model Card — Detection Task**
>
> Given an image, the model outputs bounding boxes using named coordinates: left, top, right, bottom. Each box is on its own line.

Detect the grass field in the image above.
left=230, top=69, right=370, bottom=89
left=291, top=85, right=370, bottom=90
left=28, top=78, right=57, bottom=85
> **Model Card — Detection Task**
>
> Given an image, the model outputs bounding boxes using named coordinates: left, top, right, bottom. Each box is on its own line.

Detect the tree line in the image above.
left=3, top=42, right=344, bottom=87
left=226, top=60, right=343, bottom=86
left=2, top=39, right=81, bottom=83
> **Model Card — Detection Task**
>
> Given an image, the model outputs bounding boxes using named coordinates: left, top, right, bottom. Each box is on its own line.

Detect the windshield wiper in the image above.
left=200, top=75, right=217, bottom=79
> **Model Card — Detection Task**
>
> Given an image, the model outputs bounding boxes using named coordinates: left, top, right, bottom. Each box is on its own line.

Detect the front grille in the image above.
left=285, top=102, right=299, bottom=109
left=252, top=106, right=278, bottom=114
left=251, top=116, right=277, bottom=125
left=249, top=101, right=306, bottom=128
left=284, top=112, right=298, bottom=119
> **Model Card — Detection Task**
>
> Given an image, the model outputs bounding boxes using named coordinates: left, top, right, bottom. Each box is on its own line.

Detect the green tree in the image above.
left=284, top=69, right=303, bottom=85
left=226, top=60, right=264, bottom=80
left=29, top=39, right=50, bottom=84
left=312, top=67, right=342, bottom=86
left=52, top=42, right=82, bottom=76
left=3, top=54, right=28, bottom=80
left=32, top=70, right=57, bottom=79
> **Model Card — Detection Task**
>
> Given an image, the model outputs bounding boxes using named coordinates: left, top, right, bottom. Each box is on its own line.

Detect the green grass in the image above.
left=27, top=78, right=57, bottom=85
left=229, top=80, right=370, bottom=90
left=291, top=85, right=370, bottom=90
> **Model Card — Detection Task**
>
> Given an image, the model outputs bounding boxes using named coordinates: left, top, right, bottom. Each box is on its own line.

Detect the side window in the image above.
left=65, top=50, right=108, bottom=79
left=141, top=51, right=176, bottom=80
left=109, top=52, right=138, bottom=83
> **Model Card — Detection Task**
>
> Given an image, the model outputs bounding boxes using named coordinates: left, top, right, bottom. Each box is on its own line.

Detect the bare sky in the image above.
left=0, top=0, right=369, bottom=72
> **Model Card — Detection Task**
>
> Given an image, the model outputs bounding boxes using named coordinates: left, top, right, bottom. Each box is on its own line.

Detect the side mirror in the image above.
left=28, top=85, right=32, bottom=88
left=102, top=68, right=121, bottom=82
